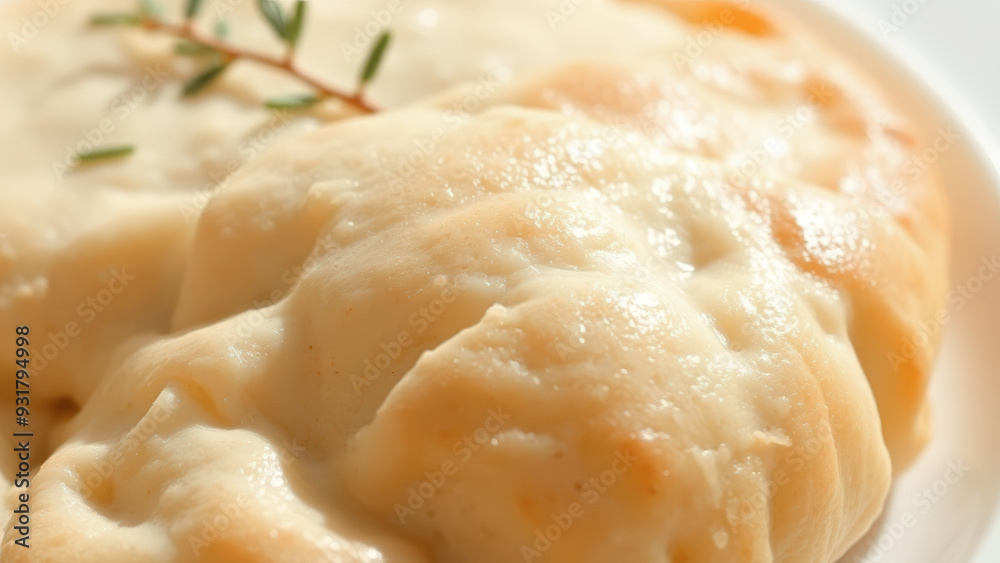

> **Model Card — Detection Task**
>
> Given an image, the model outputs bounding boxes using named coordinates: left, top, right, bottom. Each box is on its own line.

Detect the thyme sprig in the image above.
left=75, top=144, right=136, bottom=164
left=91, top=0, right=393, bottom=114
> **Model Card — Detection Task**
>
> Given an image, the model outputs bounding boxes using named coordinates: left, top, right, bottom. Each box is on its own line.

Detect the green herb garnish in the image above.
left=264, top=94, right=320, bottom=109
left=360, top=31, right=392, bottom=86
left=91, top=0, right=391, bottom=113
left=90, top=13, right=141, bottom=26
left=76, top=145, right=135, bottom=164
left=175, top=41, right=216, bottom=57
left=184, top=0, right=205, bottom=20
left=182, top=63, right=230, bottom=97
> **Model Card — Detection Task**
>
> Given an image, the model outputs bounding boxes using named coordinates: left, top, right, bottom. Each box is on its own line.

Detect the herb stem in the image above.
left=140, top=17, right=377, bottom=113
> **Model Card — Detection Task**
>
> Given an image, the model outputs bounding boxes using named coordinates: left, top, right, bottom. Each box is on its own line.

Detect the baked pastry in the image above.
left=0, top=0, right=948, bottom=561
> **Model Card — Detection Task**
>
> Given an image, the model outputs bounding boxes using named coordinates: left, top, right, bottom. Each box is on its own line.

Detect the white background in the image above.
left=822, top=0, right=1000, bottom=561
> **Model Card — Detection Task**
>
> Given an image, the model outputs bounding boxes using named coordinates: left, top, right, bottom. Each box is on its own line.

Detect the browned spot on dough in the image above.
left=622, top=0, right=778, bottom=37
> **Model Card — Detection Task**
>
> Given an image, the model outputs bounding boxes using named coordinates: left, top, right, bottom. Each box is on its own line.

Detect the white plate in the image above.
left=762, top=1, right=1000, bottom=561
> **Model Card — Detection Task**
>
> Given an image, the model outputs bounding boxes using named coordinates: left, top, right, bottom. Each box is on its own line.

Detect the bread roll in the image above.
left=1, top=0, right=947, bottom=561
